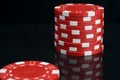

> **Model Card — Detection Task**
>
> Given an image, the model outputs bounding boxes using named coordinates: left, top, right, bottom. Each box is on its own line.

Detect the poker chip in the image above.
left=54, top=3, right=104, bottom=17
left=55, top=43, right=103, bottom=52
left=54, top=40, right=103, bottom=52
left=54, top=38, right=102, bottom=48
left=55, top=31, right=103, bottom=40
left=56, top=47, right=103, bottom=56
left=55, top=24, right=103, bottom=35
left=55, top=22, right=104, bottom=31
left=55, top=33, right=103, bottom=43
left=54, top=3, right=104, bottom=80
left=0, top=61, right=60, bottom=80
left=55, top=13, right=104, bottom=21
left=55, top=17, right=103, bottom=26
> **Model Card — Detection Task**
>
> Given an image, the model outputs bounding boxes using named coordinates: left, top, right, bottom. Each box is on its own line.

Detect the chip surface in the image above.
left=0, top=61, right=60, bottom=80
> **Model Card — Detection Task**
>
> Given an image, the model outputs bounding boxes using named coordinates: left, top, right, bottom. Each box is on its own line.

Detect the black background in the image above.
left=0, top=0, right=119, bottom=80
left=1, top=0, right=120, bottom=24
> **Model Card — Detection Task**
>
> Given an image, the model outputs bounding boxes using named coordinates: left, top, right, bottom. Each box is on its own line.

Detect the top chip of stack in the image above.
left=55, top=3, right=104, bottom=17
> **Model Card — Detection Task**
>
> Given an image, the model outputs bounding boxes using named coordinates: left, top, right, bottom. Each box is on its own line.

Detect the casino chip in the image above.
left=54, top=3, right=104, bottom=17
left=0, top=61, right=60, bottom=80
left=54, top=3, right=104, bottom=80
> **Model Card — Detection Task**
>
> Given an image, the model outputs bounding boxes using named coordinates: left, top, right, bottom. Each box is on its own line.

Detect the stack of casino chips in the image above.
left=0, top=61, right=60, bottom=80
left=54, top=3, right=104, bottom=80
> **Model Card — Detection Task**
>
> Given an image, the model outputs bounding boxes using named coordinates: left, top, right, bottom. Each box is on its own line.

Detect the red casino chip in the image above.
left=54, top=36, right=103, bottom=46
left=55, top=52, right=102, bottom=63
left=55, top=46, right=103, bottom=56
left=54, top=38, right=102, bottom=48
left=55, top=22, right=104, bottom=31
left=0, top=61, right=60, bottom=80
left=55, top=31, right=103, bottom=39
left=54, top=40, right=102, bottom=52
left=55, top=17, right=103, bottom=26
left=55, top=33, right=103, bottom=43
left=55, top=12, right=104, bottom=21
left=55, top=13, right=104, bottom=22
left=54, top=3, right=104, bottom=17
left=55, top=24, right=103, bottom=34
left=55, top=42, right=102, bottom=52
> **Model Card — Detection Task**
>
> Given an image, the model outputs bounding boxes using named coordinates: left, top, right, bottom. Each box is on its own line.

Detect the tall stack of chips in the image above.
left=54, top=3, right=104, bottom=80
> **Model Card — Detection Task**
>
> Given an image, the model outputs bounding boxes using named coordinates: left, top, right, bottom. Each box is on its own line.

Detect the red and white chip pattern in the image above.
left=54, top=3, right=104, bottom=56
left=54, top=3, right=104, bottom=80
left=55, top=18, right=103, bottom=26
left=55, top=11, right=104, bottom=21
left=54, top=39, right=103, bottom=52
left=0, top=61, right=60, bottom=80
left=55, top=33, right=103, bottom=44
left=54, top=3, right=104, bottom=17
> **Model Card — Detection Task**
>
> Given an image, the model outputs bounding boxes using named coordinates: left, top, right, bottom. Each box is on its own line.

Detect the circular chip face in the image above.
left=55, top=3, right=104, bottom=17
left=0, top=61, right=60, bottom=80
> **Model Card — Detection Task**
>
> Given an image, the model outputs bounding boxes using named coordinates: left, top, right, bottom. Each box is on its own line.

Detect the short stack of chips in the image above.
left=54, top=3, right=104, bottom=80
left=0, top=61, right=60, bottom=80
